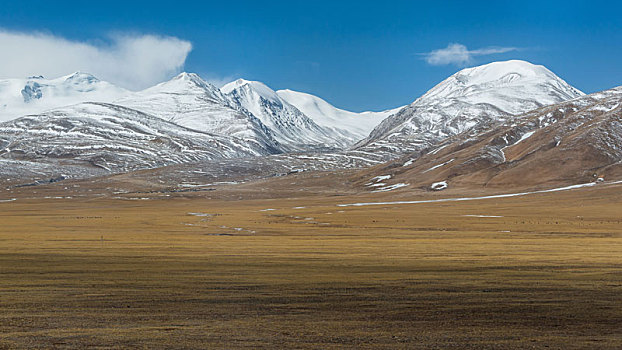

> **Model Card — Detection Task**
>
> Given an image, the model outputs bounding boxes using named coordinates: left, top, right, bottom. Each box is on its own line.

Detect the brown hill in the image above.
left=355, top=86, right=622, bottom=193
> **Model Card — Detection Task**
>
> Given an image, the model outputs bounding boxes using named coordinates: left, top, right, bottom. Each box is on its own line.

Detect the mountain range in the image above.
left=1, top=59, right=617, bottom=190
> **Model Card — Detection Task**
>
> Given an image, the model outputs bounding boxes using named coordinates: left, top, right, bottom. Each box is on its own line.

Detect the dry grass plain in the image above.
left=1, top=181, right=622, bottom=349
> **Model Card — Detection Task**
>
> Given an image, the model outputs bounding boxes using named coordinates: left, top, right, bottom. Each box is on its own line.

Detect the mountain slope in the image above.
left=356, top=60, right=584, bottom=158
left=276, top=89, right=401, bottom=141
left=116, top=73, right=281, bottom=155
left=0, top=72, right=128, bottom=122
left=356, top=85, right=622, bottom=192
left=0, top=102, right=264, bottom=174
left=222, top=79, right=349, bottom=151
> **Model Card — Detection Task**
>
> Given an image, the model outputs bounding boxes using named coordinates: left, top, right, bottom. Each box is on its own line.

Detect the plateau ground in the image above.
left=1, top=179, right=621, bottom=349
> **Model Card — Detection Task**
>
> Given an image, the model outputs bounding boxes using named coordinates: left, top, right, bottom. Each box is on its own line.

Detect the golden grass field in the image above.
left=1, top=181, right=622, bottom=349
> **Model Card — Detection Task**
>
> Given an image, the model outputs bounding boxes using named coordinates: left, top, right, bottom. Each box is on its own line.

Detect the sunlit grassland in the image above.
left=1, top=186, right=621, bottom=348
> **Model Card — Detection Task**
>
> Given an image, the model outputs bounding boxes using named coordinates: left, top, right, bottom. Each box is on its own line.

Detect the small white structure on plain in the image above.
left=430, top=181, right=448, bottom=191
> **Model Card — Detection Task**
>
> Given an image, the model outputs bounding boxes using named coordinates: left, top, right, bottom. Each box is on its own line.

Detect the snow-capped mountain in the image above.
left=116, top=73, right=281, bottom=155
left=357, top=60, right=584, bottom=157
left=0, top=72, right=128, bottom=122
left=358, top=85, right=622, bottom=191
left=276, top=89, right=402, bottom=141
left=0, top=102, right=264, bottom=174
left=221, top=79, right=350, bottom=151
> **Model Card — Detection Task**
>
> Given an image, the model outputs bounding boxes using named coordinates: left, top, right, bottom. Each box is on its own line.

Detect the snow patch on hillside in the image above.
left=339, top=181, right=602, bottom=207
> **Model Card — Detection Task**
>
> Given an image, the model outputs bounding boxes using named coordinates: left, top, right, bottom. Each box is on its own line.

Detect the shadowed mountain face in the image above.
left=355, top=86, right=622, bottom=192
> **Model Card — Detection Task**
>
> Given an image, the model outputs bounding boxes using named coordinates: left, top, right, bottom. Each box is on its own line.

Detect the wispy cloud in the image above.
left=0, top=29, right=193, bottom=90
left=203, top=75, right=238, bottom=88
left=422, top=43, right=518, bottom=66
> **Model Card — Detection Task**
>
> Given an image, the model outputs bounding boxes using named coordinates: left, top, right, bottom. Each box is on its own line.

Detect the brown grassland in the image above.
left=1, top=181, right=622, bottom=349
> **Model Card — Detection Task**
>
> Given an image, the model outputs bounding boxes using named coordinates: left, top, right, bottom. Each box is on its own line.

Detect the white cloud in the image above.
left=204, top=75, right=238, bottom=88
left=423, top=43, right=518, bottom=66
left=0, top=30, right=192, bottom=90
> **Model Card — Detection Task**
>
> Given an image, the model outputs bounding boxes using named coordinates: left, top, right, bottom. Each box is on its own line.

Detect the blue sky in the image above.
left=0, top=0, right=620, bottom=111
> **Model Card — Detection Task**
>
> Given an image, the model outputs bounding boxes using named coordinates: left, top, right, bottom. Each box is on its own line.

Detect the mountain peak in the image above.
left=451, top=60, right=555, bottom=85
left=172, top=72, right=214, bottom=88
left=174, top=72, right=201, bottom=81
left=140, top=72, right=220, bottom=95
left=233, top=78, right=252, bottom=85
left=63, top=72, right=100, bottom=84
left=221, top=78, right=249, bottom=91
left=221, top=78, right=280, bottom=102
left=417, top=60, right=583, bottom=106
